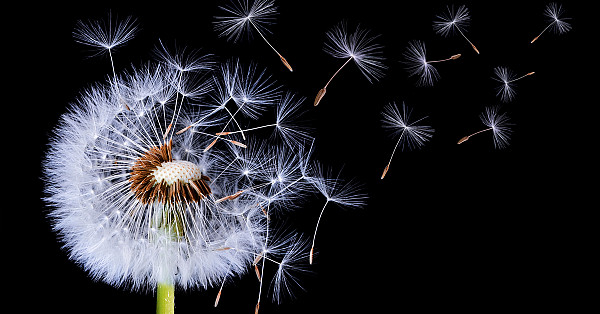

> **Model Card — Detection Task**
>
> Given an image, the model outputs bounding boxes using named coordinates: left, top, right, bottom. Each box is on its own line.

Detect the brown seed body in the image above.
left=314, top=88, right=327, bottom=106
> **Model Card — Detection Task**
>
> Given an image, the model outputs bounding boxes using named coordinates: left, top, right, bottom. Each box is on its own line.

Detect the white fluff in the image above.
left=43, top=52, right=314, bottom=296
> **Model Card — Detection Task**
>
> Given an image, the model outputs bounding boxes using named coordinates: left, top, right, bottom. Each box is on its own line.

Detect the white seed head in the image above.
left=544, top=2, right=572, bottom=34
left=433, top=5, right=471, bottom=37
left=324, top=21, right=387, bottom=83
left=402, top=40, right=439, bottom=87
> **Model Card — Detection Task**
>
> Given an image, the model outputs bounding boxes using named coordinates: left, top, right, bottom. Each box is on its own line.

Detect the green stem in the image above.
left=157, top=282, right=175, bottom=314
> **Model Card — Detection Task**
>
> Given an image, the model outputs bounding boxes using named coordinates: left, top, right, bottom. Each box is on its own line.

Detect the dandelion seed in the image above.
left=214, top=0, right=293, bottom=71
left=433, top=5, right=480, bottom=54
left=315, top=21, right=386, bottom=106
left=307, top=164, right=366, bottom=263
left=270, top=235, right=311, bottom=303
left=457, top=106, right=513, bottom=149
left=493, top=67, right=535, bottom=102
left=531, top=2, right=572, bottom=43
left=74, top=13, right=139, bottom=109
left=403, top=40, right=460, bottom=86
left=381, top=102, right=434, bottom=179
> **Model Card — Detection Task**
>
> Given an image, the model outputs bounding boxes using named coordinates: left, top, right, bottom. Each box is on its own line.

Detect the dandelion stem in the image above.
left=249, top=19, right=293, bottom=72
left=457, top=127, right=493, bottom=144
left=108, top=49, right=129, bottom=110
left=507, top=72, right=535, bottom=83
left=314, top=57, right=353, bottom=106
left=255, top=203, right=271, bottom=314
left=456, top=27, right=479, bottom=54
left=218, top=123, right=277, bottom=135
left=310, top=199, right=330, bottom=264
left=324, top=57, right=353, bottom=89
left=427, top=54, right=461, bottom=63
left=381, top=129, right=406, bottom=179
left=157, top=282, right=175, bottom=314
left=531, top=22, right=554, bottom=43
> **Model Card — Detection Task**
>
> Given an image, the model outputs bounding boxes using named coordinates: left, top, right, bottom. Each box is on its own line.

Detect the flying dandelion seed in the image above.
left=380, top=102, right=434, bottom=179
left=44, top=14, right=362, bottom=314
left=457, top=106, right=513, bottom=149
left=402, top=40, right=461, bottom=87
left=492, top=66, right=535, bottom=102
left=531, top=2, right=572, bottom=43
left=73, top=13, right=139, bottom=109
left=307, top=164, right=366, bottom=264
left=433, top=4, right=480, bottom=54
left=314, top=21, right=386, bottom=106
left=214, top=0, right=293, bottom=71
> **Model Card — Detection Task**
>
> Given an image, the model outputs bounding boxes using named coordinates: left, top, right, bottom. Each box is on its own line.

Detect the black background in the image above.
left=14, top=0, right=590, bottom=313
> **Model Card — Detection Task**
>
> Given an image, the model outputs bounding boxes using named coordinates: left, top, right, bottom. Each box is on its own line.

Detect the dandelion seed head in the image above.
left=492, top=66, right=517, bottom=102
left=73, top=13, right=138, bottom=54
left=382, top=102, right=435, bottom=151
left=324, top=21, right=387, bottom=83
left=433, top=5, right=471, bottom=37
left=480, top=106, right=513, bottom=149
left=270, top=235, right=310, bottom=303
left=214, top=0, right=278, bottom=42
left=402, top=40, right=439, bottom=87
left=544, top=2, right=572, bottom=34
left=309, top=164, right=367, bottom=208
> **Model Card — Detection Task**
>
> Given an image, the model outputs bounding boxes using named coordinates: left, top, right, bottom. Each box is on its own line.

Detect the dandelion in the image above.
left=457, top=106, right=513, bottom=149
left=493, top=66, right=535, bottom=102
left=214, top=0, right=293, bottom=72
left=381, top=102, right=434, bottom=179
left=307, top=164, right=367, bottom=264
left=44, top=16, right=361, bottom=314
left=531, top=2, right=572, bottom=43
left=433, top=4, right=480, bottom=54
left=314, top=21, right=386, bottom=106
left=402, top=40, right=461, bottom=87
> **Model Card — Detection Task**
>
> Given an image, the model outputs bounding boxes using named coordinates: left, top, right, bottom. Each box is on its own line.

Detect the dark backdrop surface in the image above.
left=14, top=1, right=589, bottom=313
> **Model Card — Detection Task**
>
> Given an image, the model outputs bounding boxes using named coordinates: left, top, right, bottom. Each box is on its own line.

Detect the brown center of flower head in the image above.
left=129, top=140, right=211, bottom=204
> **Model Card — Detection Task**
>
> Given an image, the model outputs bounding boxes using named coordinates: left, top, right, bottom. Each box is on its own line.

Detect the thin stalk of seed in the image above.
left=427, top=53, right=462, bottom=63
left=456, top=27, right=479, bottom=54
left=214, top=287, right=223, bottom=307
left=314, top=56, right=353, bottom=106
left=457, top=127, right=493, bottom=144
left=309, top=199, right=330, bottom=264
left=108, top=48, right=130, bottom=110
left=509, top=71, right=536, bottom=83
left=249, top=19, right=293, bottom=72
left=381, top=129, right=406, bottom=179
left=255, top=203, right=270, bottom=314
left=531, top=23, right=554, bottom=43
left=216, top=123, right=277, bottom=135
